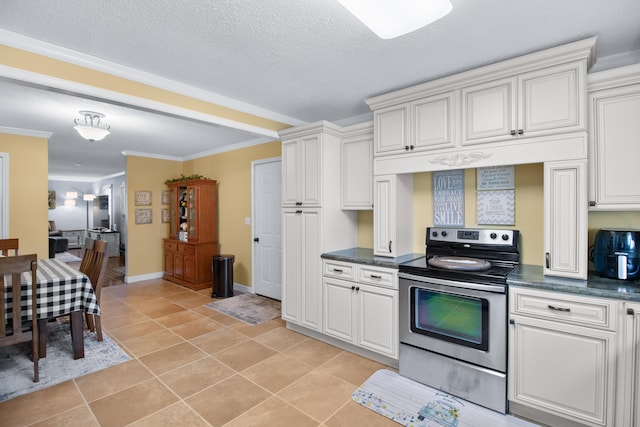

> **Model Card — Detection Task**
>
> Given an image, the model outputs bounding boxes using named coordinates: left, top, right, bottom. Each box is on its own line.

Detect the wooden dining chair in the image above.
left=0, top=238, right=19, bottom=256
left=0, top=254, right=39, bottom=382
left=80, top=238, right=109, bottom=341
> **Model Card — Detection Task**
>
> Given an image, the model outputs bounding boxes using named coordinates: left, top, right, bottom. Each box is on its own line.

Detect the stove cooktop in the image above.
left=399, top=256, right=518, bottom=285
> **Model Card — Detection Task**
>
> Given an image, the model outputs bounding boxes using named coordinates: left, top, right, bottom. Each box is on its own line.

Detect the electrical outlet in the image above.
left=245, top=217, right=251, bottom=225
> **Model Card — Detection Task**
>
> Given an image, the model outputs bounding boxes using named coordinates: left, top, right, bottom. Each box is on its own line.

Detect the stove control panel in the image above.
left=428, top=227, right=516, bottom=246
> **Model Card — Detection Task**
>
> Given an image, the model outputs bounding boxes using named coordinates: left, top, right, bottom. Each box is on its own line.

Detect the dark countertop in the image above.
left=508, top=264, right=640, bottom=302
left=321, top=248, right=424, bottom=269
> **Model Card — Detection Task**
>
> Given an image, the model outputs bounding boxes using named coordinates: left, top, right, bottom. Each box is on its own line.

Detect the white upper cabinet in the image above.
left=374, top=104, right=410, bottom=155
left=412, top=91, right=457, bottom=151
left=373, top=91, right=457, bottom=156
left=588, top=64, right=640, bottom=210
left=462, top=62, right=585, bottom=146
left=281, top=134, right=322, bottom=207
left=544, top=160, right=588, bottom=280
left=373, top=174, right=413, bottom=257
left=366, top=37, right=595, bottom=175
left=341, top=122, right=373, bottom=210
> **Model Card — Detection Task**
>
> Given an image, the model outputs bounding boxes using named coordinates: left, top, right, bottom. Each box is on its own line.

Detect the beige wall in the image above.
left=126, top=156, right=182, bottom=277
left=0, top=132, right=49, bottom=258
left=357, top=163, right=640, bottom=267
left=186, top=141, right=282, bottom=287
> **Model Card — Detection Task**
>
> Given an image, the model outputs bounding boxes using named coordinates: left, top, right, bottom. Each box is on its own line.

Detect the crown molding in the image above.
left=0, top=125, right=53, bottom=139
left=0, top=29, right=306, bottom=128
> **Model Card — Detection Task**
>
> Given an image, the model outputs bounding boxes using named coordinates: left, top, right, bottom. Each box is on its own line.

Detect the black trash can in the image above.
left=212, top=254, right=234, bottom=298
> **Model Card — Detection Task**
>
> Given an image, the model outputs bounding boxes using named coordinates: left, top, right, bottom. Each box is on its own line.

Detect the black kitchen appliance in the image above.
left=592, top=228, right=640, bottom=280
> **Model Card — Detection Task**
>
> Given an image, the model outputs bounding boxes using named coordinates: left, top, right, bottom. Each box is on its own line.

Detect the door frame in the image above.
left=251, top=156, right=282, bottom=295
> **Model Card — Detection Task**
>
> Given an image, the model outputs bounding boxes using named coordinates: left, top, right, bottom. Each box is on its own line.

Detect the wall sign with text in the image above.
left=433, top=169, right=464, bottom=226
left=476, top=166, right=515, bottom=225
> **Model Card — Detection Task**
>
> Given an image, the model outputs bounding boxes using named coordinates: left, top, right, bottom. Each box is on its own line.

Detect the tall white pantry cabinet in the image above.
left=280, top=121, right=357, bottom=331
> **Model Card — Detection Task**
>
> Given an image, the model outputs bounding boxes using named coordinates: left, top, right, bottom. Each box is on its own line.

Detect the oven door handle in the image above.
left=399, top=272, right=506, bottom=294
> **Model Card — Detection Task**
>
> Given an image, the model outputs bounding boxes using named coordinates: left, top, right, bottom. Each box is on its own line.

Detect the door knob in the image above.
left=253, top=237, right=259, bottom=243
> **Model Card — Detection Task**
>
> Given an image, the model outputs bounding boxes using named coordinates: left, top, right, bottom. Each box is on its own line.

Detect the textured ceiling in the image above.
left=1, top=0, right=639, bottom=180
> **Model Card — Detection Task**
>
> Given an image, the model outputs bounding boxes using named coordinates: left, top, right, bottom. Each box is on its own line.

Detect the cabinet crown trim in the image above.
left=279, top=120, right=344, bottom=139
left=588, top=62, right=640, bottom=92
left=366, top=37, right=596, bottom=110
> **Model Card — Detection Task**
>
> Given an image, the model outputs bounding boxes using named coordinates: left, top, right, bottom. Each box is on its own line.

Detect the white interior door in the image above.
left=252, top=158, right=282, bottom=299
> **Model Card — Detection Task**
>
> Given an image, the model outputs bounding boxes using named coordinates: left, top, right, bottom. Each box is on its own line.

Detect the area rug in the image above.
left=0, top=318, right=131, bottom=402
left=352, top=370, right=539, bottom=427
left=204, top=293, right=281, bottom=326
left=54, top=251, right=82, bottom=263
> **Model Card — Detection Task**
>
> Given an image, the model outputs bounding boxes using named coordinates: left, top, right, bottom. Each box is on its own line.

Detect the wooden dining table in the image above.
left=3, top=257, right=100, bottom=359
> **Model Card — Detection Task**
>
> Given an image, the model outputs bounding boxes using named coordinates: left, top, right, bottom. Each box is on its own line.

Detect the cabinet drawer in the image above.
left=358, top=265, right=397, bottom=290
left=510, top=287, right=617, bottom=331
left=323, top=260, right=355, bottom=281
left=164, top=241, right=178, bottom=252
left=178, top=243, right=195, bottom=255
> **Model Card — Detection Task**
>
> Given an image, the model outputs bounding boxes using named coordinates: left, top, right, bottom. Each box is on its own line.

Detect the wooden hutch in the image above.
left=163, top=178, right=219, bottom=290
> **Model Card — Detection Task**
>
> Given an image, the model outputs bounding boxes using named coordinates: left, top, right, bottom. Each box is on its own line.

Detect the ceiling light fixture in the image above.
left=337, top=0, right=453, bottom=39
left=73, top=110, right=111, bottom=142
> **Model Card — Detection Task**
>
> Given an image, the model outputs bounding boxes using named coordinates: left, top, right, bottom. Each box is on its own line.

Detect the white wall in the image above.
left=47, top=181, right=95, bottom=230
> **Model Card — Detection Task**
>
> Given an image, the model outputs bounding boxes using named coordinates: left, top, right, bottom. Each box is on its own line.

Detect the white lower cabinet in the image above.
left=322, top=260, right=398, bottom=359
left=619, top=302, right=640, bottom=427
left=282, top=209, right=321, bottom=331
left=509, top=287, right=618, bottom=426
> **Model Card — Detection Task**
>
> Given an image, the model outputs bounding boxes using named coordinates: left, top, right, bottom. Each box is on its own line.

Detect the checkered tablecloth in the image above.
left=4, top=258, right=100, bottom=321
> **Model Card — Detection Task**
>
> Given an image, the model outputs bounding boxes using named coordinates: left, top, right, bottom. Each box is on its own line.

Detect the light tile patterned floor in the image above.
left=0, top=279, right=394, bottom=426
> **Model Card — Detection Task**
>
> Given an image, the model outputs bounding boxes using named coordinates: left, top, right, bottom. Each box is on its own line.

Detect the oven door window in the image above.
left=410, top=287, right=489, bottom=351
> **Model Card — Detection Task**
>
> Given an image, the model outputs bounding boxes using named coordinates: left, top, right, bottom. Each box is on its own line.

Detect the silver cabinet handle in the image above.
left=370, top=274, right=382, bottom=279
left=333, top=268, right=343, bottom=273
left=548, top=304, right=570, bottom=312
left=388, top=240, right=392, bottom=253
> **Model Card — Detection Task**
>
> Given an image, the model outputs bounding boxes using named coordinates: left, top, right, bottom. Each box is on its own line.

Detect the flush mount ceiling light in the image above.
left=337, top=0, right=453, bottom=39
left=73, top=111, right=111, bottom=142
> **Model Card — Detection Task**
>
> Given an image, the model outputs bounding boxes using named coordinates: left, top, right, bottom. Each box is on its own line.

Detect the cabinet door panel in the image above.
left=373, top=176, right=393, bottom=256
left=374, top=105, right=409, bottom=154
left=164, top=251, right=174, bottom=276
left=323, top=278, right=355, bottom=342
left=544, top=160, right=588, bottom=279
left=592, top=88, right=640, bottom=207
left=282, top=141, right=300, bottom=206
left=462, top=77, right=516, bottom=145
left=183, top=256, right=196, bottom=282
left=301, top=210, right=321, bottom=330
left=342, top=136, right=373, bottom=209
left=173, top=254, right=184, bottom=278
left=301, top=135, right=322, bottom=205
left=521, top=64, right=581, bottom=134
left=413, top=92, right=456, bottom=150
left=358, top=285, right=397, bottom=357
left=510, top=317, right=615, bottom=426
left=282, top=210, right=301, bottom=323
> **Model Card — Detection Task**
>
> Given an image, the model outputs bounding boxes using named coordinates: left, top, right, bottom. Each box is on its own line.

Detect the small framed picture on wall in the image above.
left=135, top=190, right=152, bottom=206
left=135, top=208, right=152, bottom=224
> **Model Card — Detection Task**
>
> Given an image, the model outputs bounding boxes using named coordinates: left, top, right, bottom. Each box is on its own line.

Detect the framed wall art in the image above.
left=135, top=190, right=152, bottom=206
left=135, top=208, right=152, bottom=224
left=161, top=190, right=170, bottom=205
left=433, top=169, right=464, bottom=226
left=161, top=208, right=170, bottom=223
left=48, top=190, right=56, bottom=209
